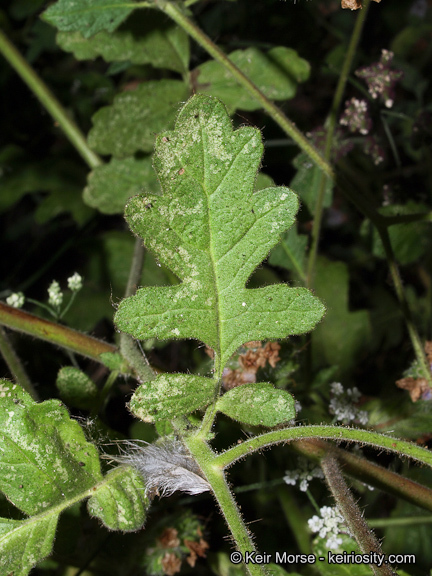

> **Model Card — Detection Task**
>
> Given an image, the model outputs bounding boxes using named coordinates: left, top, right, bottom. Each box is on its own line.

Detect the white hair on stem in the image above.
left=108, top=439, right=211, bottom=497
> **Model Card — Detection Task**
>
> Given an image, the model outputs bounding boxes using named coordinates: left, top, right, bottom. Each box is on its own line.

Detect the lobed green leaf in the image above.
left=115, top=95, right=325, bottom=372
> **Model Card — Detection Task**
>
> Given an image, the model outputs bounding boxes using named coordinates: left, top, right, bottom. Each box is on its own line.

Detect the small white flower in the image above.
left=67, top=272, right=83, bottom=292
left=326, top=534, right=343, bottom=550
left=284, top=457, right=324, bottom=492
left=283, top=472, right=297, bottom=486
left=308, top=506, right=350, bottom=550
left=330, top=382, right=344, bottom=396
left=6, top=292, right=25, bottom=309
left=329, top=383, right=369, bottom=425
left=48, top=280, right=63, bottom=308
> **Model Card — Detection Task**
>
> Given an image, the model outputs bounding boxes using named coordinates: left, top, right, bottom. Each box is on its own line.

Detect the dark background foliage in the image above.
left=1, top=0, right=432, bottom=574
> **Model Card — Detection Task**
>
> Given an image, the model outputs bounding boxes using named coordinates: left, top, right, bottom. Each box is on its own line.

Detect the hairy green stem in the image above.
left=157, top=0, right=333, bottom=180
left=214, top=425, right=432, bottom=469
left=119, top=239, right=155, bottom=382
left=292, top=439, right=432, bottom=513
left=124, top=239, right=145, bottom=298
left=185, top=435, right=267, bottom=576
left=321, top=455, right=394, bottom=576
left=0, top=29, right=102, bottom=170
left=95, top=370, right=120, bottom=416
left=306, top=0, right=370, bottom=286
left=0, top=303, right=117, bottom=364
left=0, top=327, right=39, bottom=400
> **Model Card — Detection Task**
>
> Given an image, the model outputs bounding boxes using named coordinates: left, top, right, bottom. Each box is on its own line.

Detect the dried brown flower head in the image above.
left=341, top=0, right=381, bottom=9
left=161, top=552, right=182, bottom=576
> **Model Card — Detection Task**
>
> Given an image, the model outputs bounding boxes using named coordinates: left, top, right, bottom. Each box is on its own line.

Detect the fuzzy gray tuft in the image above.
left=111, top=439, right=210, bottom=497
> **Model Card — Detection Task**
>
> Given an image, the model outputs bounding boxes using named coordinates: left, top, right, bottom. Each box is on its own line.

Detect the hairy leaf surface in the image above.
left=196, top=47, right=310, bottom=113
left=216, top=383, right=295, bottom=427
left=129, top=374, right=216, bottom=422
left=42, top=0, right=134, bottom=38
left=56, top=10, right=189, bottom=74
left=88, top=80, right=189, bottom=157
left=115, top=95, right=325, bottom=371
left=84, top=156, right=160, bottom=214
left=0, top=381, right=148, bottom=574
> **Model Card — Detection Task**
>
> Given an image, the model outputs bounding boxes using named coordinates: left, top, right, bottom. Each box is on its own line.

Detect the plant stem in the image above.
left=157, top=0, right=333, bottom=180
left=377, top=225, right=432, bottom=386
left=185, top=435, right=267, bottom=576
left=0, top=302, right=118, bottom=364
left=0, top=327, right=39, bottom=400
left=94, top=370, right=120, bottom=416
left=292, top=439, right=432, bottom=513
left=119, top=239, right=155, bottom=382
left=306, top=0, right=370, bottom=287
left=124, top=239, right=145, bottom=298
left=214, top=425, right=432, bottom=469
left=322, top=455, right=394, bottom=576
left=369, top=516, right=432, bottom=528
left=0, top=29, right=102, bottom=170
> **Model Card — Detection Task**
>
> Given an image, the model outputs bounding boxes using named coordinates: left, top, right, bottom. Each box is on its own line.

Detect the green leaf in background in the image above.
left=35, top=187, right=94, bottom=226
left=56, top=366, right=99, bottom=410
left=88, top=80, right=189, bottom=158
left=0, top=515, right=58, bottom=576
left=195, top=47, right=310, bottom=113
left=312, top=537, right=373, bottom=575
left=114, top=95, right=325, bottom=372
left=312, top=258, right=371, bottom=377
left=216, top=383, right=295, bottom=427
left=369, top=202, right=430, bottom=265
left=84, top=156, right=160, bottom=214
left=42, top=0, right=135, bottom=38
left=130, top=374, right=215, bottom=422
left=87, top=466, right=148, bottom=531
left=56, top=10, right=190, bottom=74
left=290, top=152, right=333, bottom=214
left=268, top=225, right=308, bottom=283
left=0, top=147, right=86, bottom=215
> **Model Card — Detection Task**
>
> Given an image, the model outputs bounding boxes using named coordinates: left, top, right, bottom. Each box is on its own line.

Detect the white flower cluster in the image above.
left=284, top=457, right=324, bottom=492
left=6, top=292, right=25, bottom=309
left=67, top=272, right=83, bottom=292
left=48, top=280, right=63, bottom=308
left=329, top=382, right=368, bottom=425
left=308, top=506, right=351, bottom=550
